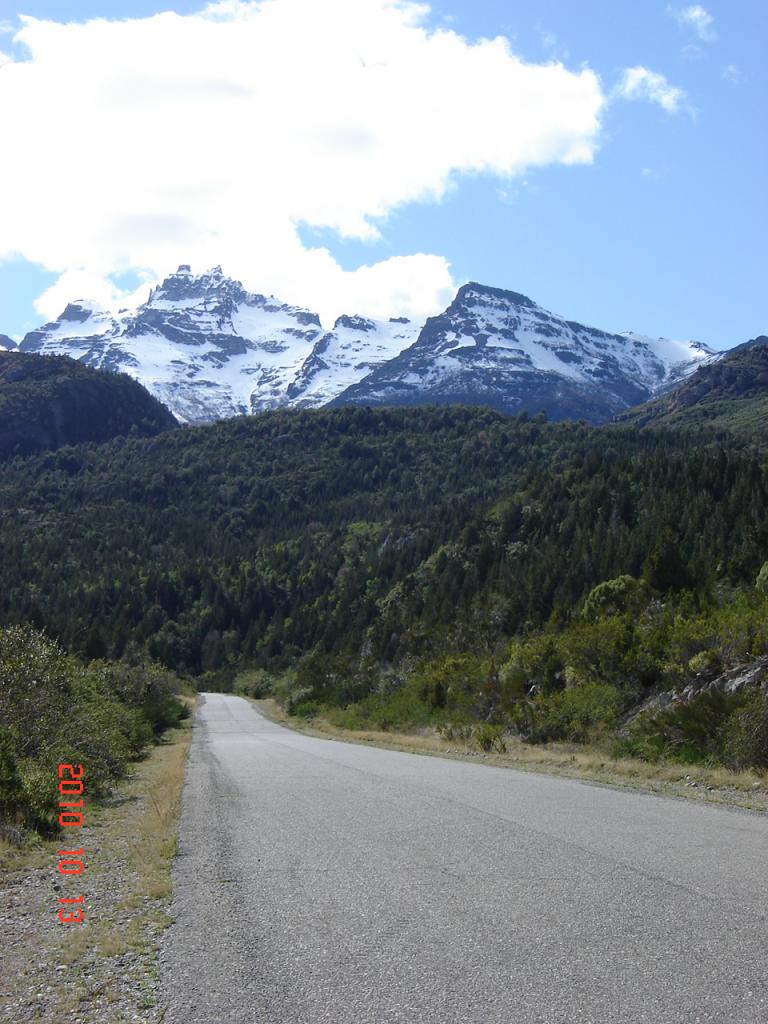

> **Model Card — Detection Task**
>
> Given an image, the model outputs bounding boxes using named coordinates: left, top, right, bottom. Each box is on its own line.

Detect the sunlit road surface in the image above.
left=161, top=693, right=768, bottom=1024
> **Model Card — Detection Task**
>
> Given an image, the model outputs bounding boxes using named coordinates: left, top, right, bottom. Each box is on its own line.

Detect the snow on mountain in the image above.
left=19, top=266, right=424, bottom=423
left=18, top=269, right=718, bottom=425
left=21, top=267, right=327, bottom=421
left=0, top=334, right=17, bottom=351
left=331, top=283, right=718, bottom=421
left=287, top=315, right=420, bottom=406
left=620, top=331, right=717, bottom=394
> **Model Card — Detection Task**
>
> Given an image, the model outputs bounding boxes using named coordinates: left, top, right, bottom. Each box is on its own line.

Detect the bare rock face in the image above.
left=19, top=268, right=716, bottom=424
left=621, top=656, right=768, bottom=734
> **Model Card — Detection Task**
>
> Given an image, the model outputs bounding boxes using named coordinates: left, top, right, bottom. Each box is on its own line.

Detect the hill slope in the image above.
left=0, top=405, right=765, bottom=673
left=0, top=350, right=177, bottom=458
left=616, top=335, right=768, bottom=435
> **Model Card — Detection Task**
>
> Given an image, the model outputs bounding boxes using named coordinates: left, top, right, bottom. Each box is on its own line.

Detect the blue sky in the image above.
left=0, top=0, right=765, bottom=349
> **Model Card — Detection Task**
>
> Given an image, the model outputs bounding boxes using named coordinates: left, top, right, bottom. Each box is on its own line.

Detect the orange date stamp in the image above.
left=57, top=763, right=85, bottom=924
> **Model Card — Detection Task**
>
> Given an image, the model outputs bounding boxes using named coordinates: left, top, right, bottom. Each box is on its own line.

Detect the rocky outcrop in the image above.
left=622, top=656, right=768, bottom=733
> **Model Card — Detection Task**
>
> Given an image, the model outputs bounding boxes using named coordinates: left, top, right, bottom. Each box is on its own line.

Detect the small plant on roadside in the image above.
left=474, top=723, right=507, bottom=753
left=722, top=689, right=768, bottom=771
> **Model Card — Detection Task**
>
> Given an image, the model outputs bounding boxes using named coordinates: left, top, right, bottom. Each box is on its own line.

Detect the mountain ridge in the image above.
left=331, top=280, right=717, bottom=421
left=615, top=335, right=768, bottom=435
left=18, top=266, right=718, bottom=424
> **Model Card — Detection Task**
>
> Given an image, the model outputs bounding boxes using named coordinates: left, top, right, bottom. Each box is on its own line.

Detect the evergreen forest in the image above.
left=1, top=404, right=767, bottom=804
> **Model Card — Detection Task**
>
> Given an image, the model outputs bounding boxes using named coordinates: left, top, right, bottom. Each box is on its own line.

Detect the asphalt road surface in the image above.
left=160, top=693, right=768, bottom=1024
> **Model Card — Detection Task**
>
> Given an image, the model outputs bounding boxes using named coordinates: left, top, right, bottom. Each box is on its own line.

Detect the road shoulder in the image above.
left=0, top=718, right=192, bottom=1024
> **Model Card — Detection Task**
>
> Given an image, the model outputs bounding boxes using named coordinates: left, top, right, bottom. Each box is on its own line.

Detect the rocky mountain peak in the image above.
left=333, top=314, right=376, bottom=332
left=59, top=302, right=96, bottom=323
left=331, top=282, right=719, bottom=421
left=149, top=264, right=246, bottom=307
left=15, top=266, right=721, bottom=425
left=454, top=281, right=538, bottom=311
left=736, top=335, right=768, bottom=352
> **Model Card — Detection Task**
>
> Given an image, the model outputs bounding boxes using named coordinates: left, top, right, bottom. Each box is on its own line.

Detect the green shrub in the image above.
left=757, top=562, right=768, bottom=597
left=0, top=727, right=23, bottom=822
left=284, top=686, right=316, bottom=716
left=237, top=668, right=273, bottom=699
left=363, top=686, right=432, bottom=732
left=412, top=653, right=495, bottom=718
left=292, top=699, right=321, bottom=718
left=474, top=723, right=506, bottom=753
left=722, top=689, right=768, bottom=770
left=582, top=575, right=648, bottom=622
left=619, top=690, right=747, bottom=764
left=0, top=625, right=184, bottom=834
left=17, top=761, right=59, bottom=834
left=516, top=682, right=622, bottom=745
left=688, top=650, right=722, bottom=676
left=292, top=651, right=372, bottom=708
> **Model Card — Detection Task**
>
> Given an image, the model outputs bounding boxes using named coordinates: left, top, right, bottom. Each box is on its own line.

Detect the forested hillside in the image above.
left=1, top=405, right=766, bottom=769
left=0, top=350, right=177, bottom=458
left=616, top=336, right=768, bottom=436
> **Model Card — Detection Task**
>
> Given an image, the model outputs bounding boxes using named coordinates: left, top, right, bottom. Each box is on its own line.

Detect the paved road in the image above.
left=160, top=693, right=768, bottom=1024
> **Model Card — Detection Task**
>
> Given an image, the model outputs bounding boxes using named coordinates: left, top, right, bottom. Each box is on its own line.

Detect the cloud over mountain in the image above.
left=0, top=0, right=604, bottom=327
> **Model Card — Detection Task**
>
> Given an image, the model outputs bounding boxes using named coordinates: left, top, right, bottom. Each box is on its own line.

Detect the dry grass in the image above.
left=48, top=711, right=194, bottom=1017
left=252, top=697, right=768, bottom=813
left=58, top=927, right=92, bottom=965
left=126, top=730, right=189, bottom=906
left=1, top=702, right=195, bottom=1023
left=0, top=830, right=51, bottom=876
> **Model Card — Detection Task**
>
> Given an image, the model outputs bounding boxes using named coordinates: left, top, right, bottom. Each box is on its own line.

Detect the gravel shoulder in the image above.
left=0, top=719, right=191, bottom=1023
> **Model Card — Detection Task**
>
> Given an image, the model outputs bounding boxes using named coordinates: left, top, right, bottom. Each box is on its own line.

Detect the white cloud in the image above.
left=668, top=5, right=716, bottom=42
left=614, top=66, right=689, bottom=116
left=0, top=0, right=605, bottom=326
left=680, top=43, right=704, bottom=61
left=538, top=27, right=569, bottom=63
left=722, top=64, right=743, bottom=84
left=33, top=269, right=151, bottom=321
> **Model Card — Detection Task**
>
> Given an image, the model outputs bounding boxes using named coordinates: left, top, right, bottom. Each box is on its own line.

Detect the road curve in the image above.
left=160, top=693, right=767, bottom=1024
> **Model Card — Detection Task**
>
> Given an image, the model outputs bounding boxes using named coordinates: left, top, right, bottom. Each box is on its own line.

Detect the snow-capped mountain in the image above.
left=19, top=266, right=420, bottom=423
left=0, top=335, right=16, bottom=351
left=21, top=267, right=326, bottom=422
left=18, top=268, right=717, bottom=424
left=332, top=283, right=717, bottom=421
